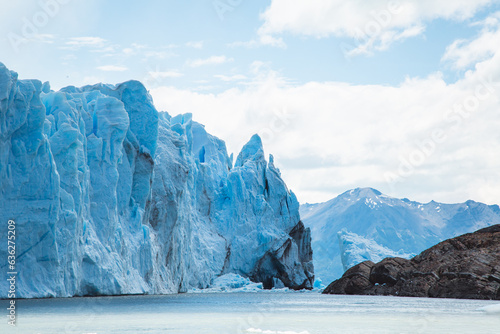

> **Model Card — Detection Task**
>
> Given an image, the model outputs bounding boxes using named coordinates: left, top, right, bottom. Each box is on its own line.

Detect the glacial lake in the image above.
left=1, top=292, right=499, bottom=333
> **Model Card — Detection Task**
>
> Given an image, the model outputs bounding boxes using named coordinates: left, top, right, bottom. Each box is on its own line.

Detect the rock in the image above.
left=252, top=221, right=314, bottom=290
left=327, top=261, right=374, bottom=295
left=323, top=225, right=500, bottom=300
left=369, top=257, right=411, bottom=286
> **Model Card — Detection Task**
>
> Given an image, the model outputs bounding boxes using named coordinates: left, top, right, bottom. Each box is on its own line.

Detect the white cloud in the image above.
left=345, top=24, right=426, bottom=56
left=187, top=55, right=233, bottom=67
left=150, top=34, right=500, bottom=205
left=91, top=46, right=117, bottom=54
left=30, top=34, right=56, bottom=44
left=442, top=11, right=500, bottom=69
left=230, top=35, right=287, bottom=49
left=149, top=70, right=184, bottom=79
left=214, top=74, right=247, bottom=81
left=122, top=47, right=135, bottom=55
left=66, top=36, right=106, bottom=48
left=60, top=36, right=118, bottom=54
left=97, top=65, right=128, bottom=72
left=257, top=0, right=498, bottom=53
left=118, top=44, right=177, bottom=59
left=186, top=41, right=204, bottom=49
left=143, top=50, right=176, bottom=59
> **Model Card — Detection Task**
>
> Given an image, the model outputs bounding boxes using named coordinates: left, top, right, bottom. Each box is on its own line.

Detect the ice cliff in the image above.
left=301, top=187, right=500, bottom=285
left=0, top=63, right=313, bottom=298
left=337, top=229, right=413, bottom=273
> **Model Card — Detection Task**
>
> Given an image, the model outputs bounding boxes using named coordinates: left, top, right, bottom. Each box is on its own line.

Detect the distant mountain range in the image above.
left=300, top=188, right=500, bottom=285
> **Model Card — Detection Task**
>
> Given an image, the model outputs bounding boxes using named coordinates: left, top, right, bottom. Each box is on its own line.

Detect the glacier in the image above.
left=337, top=229, right=413, bottom=273
left=301, top=187, right=500, bottom=285
left=189, top=273, right=264, bottom=293
left=0, top=63, right=313, bottom=298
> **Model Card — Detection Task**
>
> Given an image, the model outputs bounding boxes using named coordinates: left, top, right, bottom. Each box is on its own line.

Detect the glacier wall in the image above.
left=0, top=63, right=313, bottom=298
left=337, top=229, right=414, bottom=273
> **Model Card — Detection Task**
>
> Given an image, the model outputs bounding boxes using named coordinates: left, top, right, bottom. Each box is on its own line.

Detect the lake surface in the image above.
left=1, top=292, right=499, bottom=333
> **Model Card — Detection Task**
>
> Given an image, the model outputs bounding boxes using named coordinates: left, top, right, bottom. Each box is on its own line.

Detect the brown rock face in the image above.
left=323, top=225, right=500, bottom=300
left=252, top=221, right=315, bottom=290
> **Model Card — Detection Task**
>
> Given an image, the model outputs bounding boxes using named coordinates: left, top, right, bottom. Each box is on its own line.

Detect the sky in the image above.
left=1, top=0, right=500, bottom=205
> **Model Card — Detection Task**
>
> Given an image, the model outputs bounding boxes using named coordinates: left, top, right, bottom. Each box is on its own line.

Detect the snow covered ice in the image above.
left=189, top=273, right=264, bottom=293
left=337, top=229, right=414, bottom=273
left=0, top=63, right=313, bottom=298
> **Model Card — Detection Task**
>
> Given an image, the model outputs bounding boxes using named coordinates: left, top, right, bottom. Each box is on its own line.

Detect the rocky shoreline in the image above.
left=323, top=225, right=500, bottom=300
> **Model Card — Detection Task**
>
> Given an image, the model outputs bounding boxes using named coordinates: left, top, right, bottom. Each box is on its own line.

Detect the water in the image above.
left=1, top=292, right=499, bottom=333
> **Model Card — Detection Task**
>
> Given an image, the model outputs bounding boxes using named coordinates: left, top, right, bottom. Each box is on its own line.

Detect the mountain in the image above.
left=324, top=225, right=500, bottom=300
left=0, top=63, right=313, bottom=298
left=300, top=187, right=500, bottom=284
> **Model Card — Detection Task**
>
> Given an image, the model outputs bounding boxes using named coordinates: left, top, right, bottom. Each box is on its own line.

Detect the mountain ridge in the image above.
left=300, top=187, right=500, bottom=284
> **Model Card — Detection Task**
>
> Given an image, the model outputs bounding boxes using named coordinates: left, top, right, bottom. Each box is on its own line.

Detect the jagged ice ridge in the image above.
left=0, top=63, right=314, bottom=298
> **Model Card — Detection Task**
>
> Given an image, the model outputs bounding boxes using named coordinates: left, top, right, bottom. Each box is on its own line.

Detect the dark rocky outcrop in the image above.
left=323, top=225, right=500, bottom=300
left=252, top=221, right=315, bottom=290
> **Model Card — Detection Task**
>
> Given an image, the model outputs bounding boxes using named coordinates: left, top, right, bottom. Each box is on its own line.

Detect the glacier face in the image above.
left=300, top=187, right=500, bottom=285
left=337, top=229, right=413, bottom=273
left=0, top=63, right=313, bottom=298
left=150, top=115, right=313, bottom=292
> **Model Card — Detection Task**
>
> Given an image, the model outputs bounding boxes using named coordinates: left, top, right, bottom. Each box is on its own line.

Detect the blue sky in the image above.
left=2, top=0, right=500, bottom=205
left=2, top=0, right=498, bottom=88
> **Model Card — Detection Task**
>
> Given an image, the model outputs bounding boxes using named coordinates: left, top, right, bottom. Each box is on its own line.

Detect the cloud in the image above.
left=229, top=35, right=286, bottom=49
left=96, top=65, right=128, bottom=72
left=30, top=34, right=56, bottom=44
left=123, top=48, right=135, bottom=55
left=143, top=50, right=177, bottom=59
left=345, top=24, right=425, bottom=56
left=187, top=55, right=233, bottom=67
left=442, top=11, right=500, bottom=69
left=148, top=70, right=184, bottom=79
left=120, top=44, right=177, bottom=59
left=60, top=36, right=117, bottom=54
left=186, top=41, right=204, bottom=49
left=257, top=0, right=498, bottom=54
left=66, top=36, right=107, bottom=48
left=214, top=74, right=247, bottom=81
left=150, top=33, right=500, bottom=205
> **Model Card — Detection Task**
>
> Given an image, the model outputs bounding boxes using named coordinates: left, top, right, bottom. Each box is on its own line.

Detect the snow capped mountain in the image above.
left=0, top=63, right=313, bottom=298
left=300, top=187, right=500, bottom=285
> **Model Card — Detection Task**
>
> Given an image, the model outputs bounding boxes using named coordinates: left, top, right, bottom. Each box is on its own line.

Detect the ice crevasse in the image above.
left=0, top=63, right=314, bottom=298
